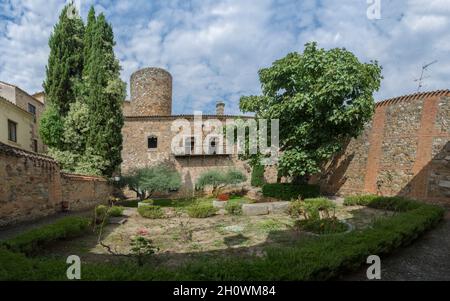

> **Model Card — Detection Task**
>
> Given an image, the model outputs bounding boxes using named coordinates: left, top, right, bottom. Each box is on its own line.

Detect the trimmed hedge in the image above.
left=0, top=197, right=445, bottom=280
left=344, top=195, right=422, bottom=211
left=262, top=183, right=320, bottom=200
left=2, top=217, right=90, bottom=256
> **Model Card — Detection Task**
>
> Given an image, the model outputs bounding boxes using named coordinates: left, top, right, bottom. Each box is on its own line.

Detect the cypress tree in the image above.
left=43, top=3, right=84, bottom=116
left=84, top=12, right=126, bottom=177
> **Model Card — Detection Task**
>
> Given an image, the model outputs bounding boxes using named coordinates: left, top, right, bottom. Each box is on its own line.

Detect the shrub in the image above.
left=262, top=183, right=320, bottom=200
left=344, top=195, right=422, bottom=212
left=141, top=199, right=154, bottom=205
left=225, top=202, right=243, bottom=216
left=287, top=200, right=305, bottom=218
left=295, top=218, right=348, bottom=235
left=288, top=198, right=335, bottom=220
left=187, top=203, right=218, bottom=218
left=95, top=205, right=109, bottom=223
left=109, top=206, right=124, bottom=217
left=303, top=198, right=336, bottom=219
left=2, top=217, right=90, bottom=256
left=251, top=163, right=265, bottom=187
left=137, top=206, right=165, bottom=219
left=343, top=195, right=378, bottom=206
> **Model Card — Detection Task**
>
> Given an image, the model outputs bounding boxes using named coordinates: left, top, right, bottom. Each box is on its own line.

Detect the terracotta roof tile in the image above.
left=376, top=89, right=450, bottom=107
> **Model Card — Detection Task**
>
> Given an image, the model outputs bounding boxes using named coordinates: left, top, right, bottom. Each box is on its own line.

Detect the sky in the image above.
left=0, top=0, right=449, bottom=115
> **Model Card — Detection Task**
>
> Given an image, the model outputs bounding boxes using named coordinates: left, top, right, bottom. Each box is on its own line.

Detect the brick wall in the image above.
left=0, top=142, right=112, bottom=227
left=315, top=90, right=450, bottom=205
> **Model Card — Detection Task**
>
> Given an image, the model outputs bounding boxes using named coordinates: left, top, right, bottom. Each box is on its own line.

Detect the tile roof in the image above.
left=376, top=89, right=450, bottom=107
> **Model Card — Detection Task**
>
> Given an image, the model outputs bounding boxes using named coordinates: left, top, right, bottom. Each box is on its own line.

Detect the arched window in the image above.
left=148, top=136, right=158, bottom=149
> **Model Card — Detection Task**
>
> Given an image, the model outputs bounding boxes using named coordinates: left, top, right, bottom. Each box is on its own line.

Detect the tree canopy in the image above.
left=196, top=169, right=247, bottom=196
left=40, top=5, right=125, bottom=177
left=120, top=165, right=182, bottom=200
left=240, top=42, right=382, bottom=180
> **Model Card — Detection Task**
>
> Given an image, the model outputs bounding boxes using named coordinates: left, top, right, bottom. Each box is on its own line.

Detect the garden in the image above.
left=0, top=184, right=444, bottom=280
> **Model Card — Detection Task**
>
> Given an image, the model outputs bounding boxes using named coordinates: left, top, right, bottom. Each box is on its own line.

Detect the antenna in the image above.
left=414, top=60, right=437, bottom=92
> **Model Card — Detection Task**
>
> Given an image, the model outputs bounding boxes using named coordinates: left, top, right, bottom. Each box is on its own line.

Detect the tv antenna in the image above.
left=414, top=60, right=437, bottom=92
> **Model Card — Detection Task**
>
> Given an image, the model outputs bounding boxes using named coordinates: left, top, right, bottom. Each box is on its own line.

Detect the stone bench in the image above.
left=242, top=201, right=290, bottom=216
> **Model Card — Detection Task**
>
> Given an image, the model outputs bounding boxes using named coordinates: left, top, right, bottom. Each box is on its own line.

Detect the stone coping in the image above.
left=0, top=141, right=56, bottom=164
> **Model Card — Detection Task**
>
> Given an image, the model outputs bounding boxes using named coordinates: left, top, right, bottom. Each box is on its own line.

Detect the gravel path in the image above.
left=0, top=210, right=92, bottom=241
left=343, top=210, right=450, bottom=281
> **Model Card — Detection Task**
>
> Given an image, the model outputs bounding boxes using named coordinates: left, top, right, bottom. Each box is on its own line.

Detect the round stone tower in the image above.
left=130, top=67, right=172, bottom=116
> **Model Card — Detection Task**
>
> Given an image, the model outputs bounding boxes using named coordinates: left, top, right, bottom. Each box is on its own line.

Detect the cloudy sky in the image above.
left=0, top=0, right=449, bottom=114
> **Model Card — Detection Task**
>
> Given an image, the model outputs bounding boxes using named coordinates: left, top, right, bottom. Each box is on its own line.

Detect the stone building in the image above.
left=0, top=82, right=46, bottom=153
left=121, top=67, right=258, bottom=195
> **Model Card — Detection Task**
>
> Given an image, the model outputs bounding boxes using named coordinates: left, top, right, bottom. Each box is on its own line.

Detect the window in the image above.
left=148, top=136, right=158, bottom=149
left=33, top=139, right=38, bottom=152
left=8, top=120, right=17, bottom=142
left=28, top=103, right=36, bottom=122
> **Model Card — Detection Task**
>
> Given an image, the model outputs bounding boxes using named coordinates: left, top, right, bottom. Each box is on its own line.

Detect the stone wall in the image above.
left=315, top=90, right=450, bottom=205
left=130, top=68, right=172, bottom=116
left=61, top=173, right=113, bottom=211
left=0, top=142, right=112, bottom=227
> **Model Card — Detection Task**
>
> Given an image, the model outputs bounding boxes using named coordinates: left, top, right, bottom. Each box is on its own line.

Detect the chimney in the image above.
left=216, top=101, right=225, bottom=116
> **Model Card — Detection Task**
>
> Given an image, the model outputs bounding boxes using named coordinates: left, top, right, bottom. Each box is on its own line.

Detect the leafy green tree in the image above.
left=39, top=104, right=65, bottom=148
left=63, top=101, right=90, bottom=154
left=82, top=12, right=126, bottom=176
left=240, top=42, right=382, bottom=181
left=196, top=169, right=247, bottom=196
left=120, top=165, right=182, bottom=200
left=43, top=3, right=84, bottom=116
left=48, top=147, right=108, bottom=176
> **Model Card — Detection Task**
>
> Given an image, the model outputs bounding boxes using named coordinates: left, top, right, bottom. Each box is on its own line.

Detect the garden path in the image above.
left=343, top=210, right=450, bottom=281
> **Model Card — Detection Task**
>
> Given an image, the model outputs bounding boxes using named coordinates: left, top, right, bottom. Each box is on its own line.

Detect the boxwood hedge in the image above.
left=262, top=183, right=320, bottom=200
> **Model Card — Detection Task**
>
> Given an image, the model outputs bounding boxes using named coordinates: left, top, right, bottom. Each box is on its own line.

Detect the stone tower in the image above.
left=130, top=67, right=172, bottom=116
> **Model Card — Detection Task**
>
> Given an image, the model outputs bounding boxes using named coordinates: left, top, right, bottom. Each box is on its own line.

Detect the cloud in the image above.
left=1, top=0, right=449, bottom=115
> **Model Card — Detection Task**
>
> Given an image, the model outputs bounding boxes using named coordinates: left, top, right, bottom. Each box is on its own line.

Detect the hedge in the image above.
left=0, top=197, right=445, bottom=280
left=1, top=217, right=91, bottom=256
left=262, top=183, right=320, bottom=200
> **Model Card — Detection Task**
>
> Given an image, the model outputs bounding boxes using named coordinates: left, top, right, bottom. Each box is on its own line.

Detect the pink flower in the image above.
left=137, top=228, right=149, bottom=236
